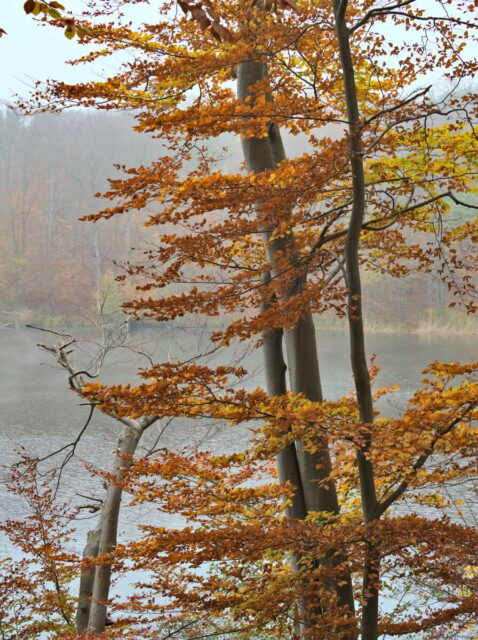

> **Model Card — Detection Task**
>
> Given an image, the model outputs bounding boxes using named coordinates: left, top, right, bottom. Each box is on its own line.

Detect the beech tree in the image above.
left=7, top=0, right=478, bottom=639
left=30, top=325, right=161, bottom=633
left=0, top=457, right=78, bottom=640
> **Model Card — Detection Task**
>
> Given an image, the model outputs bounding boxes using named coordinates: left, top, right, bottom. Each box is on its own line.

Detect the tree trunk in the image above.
left=261, top=273, right=306, bottom=521
left=88, top=420, right=145, bottom=632
left=34, top=334, right=158, bottom=634
left=76, top=525, right=102, bottom=632
left=237, top=56, right=341, bottom=520
left=333, top=3, right=379, bottom=638
left=237, top=56, right=355, bottom=619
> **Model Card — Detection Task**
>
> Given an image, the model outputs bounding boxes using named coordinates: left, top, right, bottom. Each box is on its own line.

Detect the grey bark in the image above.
left=238, top=57, right=340, bottom=517
left=333, top=3, right=379, bottom=638
left=333, top=0, right=377, bottom=518
left=261, top=273, right=306, bottom=521
left=32, top=329, right=157, bottom=635
left=88, top=416, right=154, bottom=632
left=237, top=57, right=355, bottom=617
left=76, top=526, right=102, bottom=633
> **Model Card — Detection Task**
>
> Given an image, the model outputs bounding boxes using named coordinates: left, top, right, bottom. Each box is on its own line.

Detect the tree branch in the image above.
left=375, top=403, right=477, bottom=517
left=349, top=0, right=418, bottom=33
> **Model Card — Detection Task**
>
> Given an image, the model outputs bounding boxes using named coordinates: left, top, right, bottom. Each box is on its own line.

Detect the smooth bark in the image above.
left=34, top=331, right=157, bottom=634
left=88, top=417, right=153, bottom=632
left=261, top=273, right=306, bottom=521
left=238, top=56, right=355, bottom=619
left=334, top=3, right=379, bottom=638
left=76, top=526, right=102, bottom=632
left=238, top=58, right=339, bottom=515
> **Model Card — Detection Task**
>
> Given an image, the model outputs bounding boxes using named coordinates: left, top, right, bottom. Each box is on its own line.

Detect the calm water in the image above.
left=0, top=329, right=478, bottom=508
left=0, top=326, right=476, bottom=556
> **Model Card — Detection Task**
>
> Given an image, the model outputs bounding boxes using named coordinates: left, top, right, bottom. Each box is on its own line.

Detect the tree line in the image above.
left=1, top=107, right=474, bottom=332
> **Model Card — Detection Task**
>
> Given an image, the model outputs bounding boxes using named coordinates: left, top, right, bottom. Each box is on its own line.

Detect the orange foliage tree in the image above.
left=0, top=457, right=78, bottom=639
left=8, top=0, right=478, bottom=639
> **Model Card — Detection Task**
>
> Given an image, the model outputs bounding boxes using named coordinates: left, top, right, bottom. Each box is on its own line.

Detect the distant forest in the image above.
left=1, top=108, right=476, bottom=333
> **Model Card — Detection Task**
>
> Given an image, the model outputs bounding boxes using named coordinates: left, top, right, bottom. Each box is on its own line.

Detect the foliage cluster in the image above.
left=2, top=1, right=478, bottom=640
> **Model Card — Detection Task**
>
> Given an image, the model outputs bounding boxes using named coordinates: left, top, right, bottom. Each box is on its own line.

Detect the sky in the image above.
left=0, top=0, right=169, bottom=104
left=1, top=2, right=87, bottom=103
left=1, top=1, right=474, bottom=105
left=0, top=0, right=144, bottom=104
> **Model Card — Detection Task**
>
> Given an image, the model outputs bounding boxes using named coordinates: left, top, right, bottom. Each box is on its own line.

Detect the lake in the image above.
left=1, top=326, right=476, bottom=523
left=0, top=326, right=476, bottom=618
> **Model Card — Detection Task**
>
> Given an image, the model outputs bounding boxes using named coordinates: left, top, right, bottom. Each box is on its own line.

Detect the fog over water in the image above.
left=0, top=325, right=477, bottom=622
left=1, top=326, right=476, bottom=531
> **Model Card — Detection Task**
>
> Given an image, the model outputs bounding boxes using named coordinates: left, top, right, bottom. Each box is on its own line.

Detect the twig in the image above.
left=26, top=324, right=72, bottom=338
left=39, top=403, right=96, bottom=499
left=142, top=418, right=174, bottom=457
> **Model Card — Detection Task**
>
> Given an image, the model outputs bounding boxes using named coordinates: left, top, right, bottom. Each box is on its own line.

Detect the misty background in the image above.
left=1, top=106, right=476, bottom=333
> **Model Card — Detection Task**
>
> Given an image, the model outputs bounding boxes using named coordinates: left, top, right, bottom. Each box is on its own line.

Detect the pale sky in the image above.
left=1, top=1, right=89, bottom=102
left=0, top=0, right=151, bottom=104
left=0, top=1, right=473, bottom=105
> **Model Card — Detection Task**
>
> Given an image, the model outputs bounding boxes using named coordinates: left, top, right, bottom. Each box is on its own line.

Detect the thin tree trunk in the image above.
left=333, top=3, right=379, bottom=638
left=34, top=333, right=158, bottom=634
left=76, top=526, right=102, bottom=632
left=267, top=96, right=343, bottom=518
left=88, top=418, right=152, bottom=632
left=261, top=273, right=306, bottom=521
left=333, top=0, right=377, bottom=511
left=238, top=59, right=337, bottom=514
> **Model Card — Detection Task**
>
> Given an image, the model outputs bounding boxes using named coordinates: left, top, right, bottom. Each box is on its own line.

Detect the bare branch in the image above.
left=38, top=403, right=96, bottom=498
left=25, top=324, right=72, bottom=338
left=349, top=0, right=418, bottom=33
left=364, top=85, right=432, bottom=126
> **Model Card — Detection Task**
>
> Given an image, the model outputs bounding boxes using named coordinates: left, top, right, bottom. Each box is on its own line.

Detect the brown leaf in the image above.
left=23, top=0, right=35, bottom=14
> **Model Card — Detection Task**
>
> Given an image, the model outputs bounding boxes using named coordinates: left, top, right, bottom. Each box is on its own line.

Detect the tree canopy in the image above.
left=3, top=1, right=478, bottom=639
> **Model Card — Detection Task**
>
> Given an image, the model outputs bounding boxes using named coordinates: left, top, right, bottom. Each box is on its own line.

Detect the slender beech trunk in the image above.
left=261, top=273, right=306, bottom=521
left=36, top=334, right=158, bottom=634
left=88, top=417, right=154, bottom=632
left=333, top=3, right=379, bottom=639
left=76, top=526, right=102, bottom=632
left=266, top=119, right=310, bottom=519
left=238, top=58, right=339, bottom=516
left=237, top=57, right=355, bottom=621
